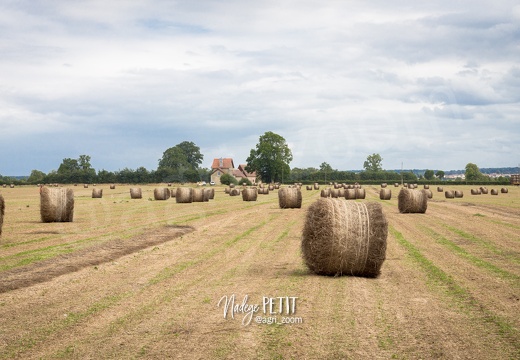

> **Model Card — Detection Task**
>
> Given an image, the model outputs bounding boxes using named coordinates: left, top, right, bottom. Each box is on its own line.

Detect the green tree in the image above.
left=363, top=153, right=383, bottom=172
left=27, top=169, right=46, bottom=184
left=58, top=158, right=80, bottom=174
left=78, top=155, right=92, bottom=171
left=158, top=141, right=204, bottom=183
left=465, top=163, right=483, bottom=181
left=424, top=169, right=434, bottom=180
left=320, top=162, right=333, bottom=182
left=246, top=131, right=293, bottom=183
left=435, top=170, right=445, bottom=179
left=220, top=173, right=238, bottom=186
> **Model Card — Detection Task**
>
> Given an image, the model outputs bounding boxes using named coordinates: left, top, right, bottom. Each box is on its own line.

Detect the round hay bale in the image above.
left=224, top=187, right=230, bottom=194
left=2, top=184, right=6, bottom=188
left=110, top=184, right=116, bottom=190
left=445, top=190, right=455, bottom=199
left=314, top=183, right=319, bottom=190
left=306, top=185, right=312, bottom=191
left=437, top=186, right=443, bottom=192
left=270, top=184, right=276, bottom=191
left=83, top=184, right=89, bottom=189
left=258, top=188, right=269, bottom=195
left=229, top=183, right=235, bottom=189
left=242, top=188, right=258, bottom=201
left=398, top=189, right=428, bottom=213
left=480, top=187, right=488, bottom=194
left=320, top=188, right=330, bottom=198
left=380, top=188, right=391, bottom=200
left=394, top=183, right=399, bottom=187
left=278, top=187, right=302, bottom=209
left=490, top=189, right=498, bottom=195
left=176, top=187, right=193, bottom=203
left=301, top=198, right=388, bottom=277
left=207, top=188, right=215, bottom=199
left=0, top=194, right=4, bottom=236
left=92, top=188, right=103, bottom=198
left=167, top=183, right=172, bottom=187
left=454, top=190, right=464, bottom=198
left=425, top=189, right=433, bottom=199
left=338, top=188, right=346, bottom=198
left=40, top=187, right=74, bottom=222
left=501, top=188, right=508, bottom=194
left=355, top=188, right=366, bottom=199
left=10, top=184, right=14, bottom=188
left=203, top=188, right=211, bottom=202
left=170, top=188, right=176, bottom=198
left=381, top=183, right=387, bottom=188
left=345, top=189, right=356, bottom=200
left=424, top=185, right=429, bottom=189
left=192, top=188, right=205, bottom=202
left=471, top=189, right=481, bottom=195
left=229, top=188, right=241, bottom=196
left=154, top=187, right=170, bottom=201
left=130, top=188, right=142, bottom=199
left=330, top=189, right=340, bottom=198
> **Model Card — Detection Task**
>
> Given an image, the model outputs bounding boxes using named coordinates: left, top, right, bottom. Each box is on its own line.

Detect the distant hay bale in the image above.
left=437, top=186, right=443, bottom=192
left=84, top=184, right=88, bottom=189
left=2, top=184, right=6, bottom=188
left=92, top=189, right=103, bottom=198
left=192, top=188, right=205, bottom=202
left=330, top=189, right=340, bottom=198
left=380, top=188, right=391, bottom=200
left=242, top=188, right=258, bottom=201
left=274, top=184, right=279, bottom=190
left=501, top=188, right=508, bottom=194
left=490, top=189, right=499, bottom=195
left=170, top=188, right=176, bottom=198
left=40, top=187, right=74, bottom=223
left=480, top=187, right=489, bottom=194
left=229, top=188, right=241, bottom=196
left=445, top=190, right=455, bottom=199
left=425, top=189, right=433, bottom=199
left=258, top=188, right=269, bottom=195
left=398, top=189, right=428, bottom=213
left=454, top=190, right=464, bottom=198
left=229, top=183, right=235, bottom=189
left=154, top=188, right=170, bottom=200
left=381, top=183, right=387, bottom=188
left=471, top=189, right=481, bottom=195
left=203, top=188, right=211, bottom=202
left=345, top=189, right=357, bottom=200
left=338, top=188, right=346, bottom=198
left=301, top=199, right=388, bottom=277
left=176, top=188, right=193, bottom=203
left=320, top=188, right=330, bottom=198
left=207, top=188, right=215, bottom=199
left=394, top=183, right=399, bottom=187
left=130, top=188, right=142, bottom=199
left=224, top=187, right=230, bottom=194
left=355, top=188, right=366, bottom=199
left=0, top=194, right=4, bottom=236
left=110, top=184, right=116, bottom=190
left=278, top=187, right=302, bottom=209
left=167, top=183, right=172, bottom=187
left=314, top=183, right=319, bottom=190
left=424, top=185, right=429, bottom=189
left=306, top=185, right=312, bottom=191
left=10, top=184, right=14, bottom=188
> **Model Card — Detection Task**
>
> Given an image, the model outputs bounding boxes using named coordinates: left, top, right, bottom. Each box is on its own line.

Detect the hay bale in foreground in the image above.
left=501, top=188, right=508, bottom=194
left=0, top=194, right=4, bottom=236
left=380, top=188, right=391, bottom=200
left=130, top=188, right=142, bottom=199
left=301, top=198, right=388, bottom=277
left=92, top=189, right=103, bottom=198
left=176, top=188, right=193, bottom=203
left=278, top=187, right=302, bottom=209
left=154, top=188, right=170, bottom=200
left=398, top=189, right=428, bottom=213
left=40, top=187, right=74, bottom=222
left=242, top=188, right=258, bottom=201
left=445, top=190, right=455, bottom=199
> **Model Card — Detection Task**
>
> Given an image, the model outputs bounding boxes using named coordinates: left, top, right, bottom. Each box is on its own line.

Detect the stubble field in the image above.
left=0, top=184, right=519, bottom=359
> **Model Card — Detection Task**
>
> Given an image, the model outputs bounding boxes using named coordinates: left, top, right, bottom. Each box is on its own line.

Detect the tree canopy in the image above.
left=157, top=141, right=204, bottom=183
left=246, top=131, right=293, bottom=183
left=363, top=153, right=383, bottom=172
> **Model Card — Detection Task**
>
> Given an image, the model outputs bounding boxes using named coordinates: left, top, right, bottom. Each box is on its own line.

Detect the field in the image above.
left=0, top=184, right=519, bottom=359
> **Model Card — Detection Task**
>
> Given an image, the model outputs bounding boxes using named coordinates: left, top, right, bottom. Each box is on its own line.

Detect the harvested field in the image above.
left=0, top=184, right=518, bottom=359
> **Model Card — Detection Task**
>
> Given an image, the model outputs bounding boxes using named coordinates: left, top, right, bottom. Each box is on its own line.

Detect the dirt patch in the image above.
left=0, top=225, right=193, bottom=293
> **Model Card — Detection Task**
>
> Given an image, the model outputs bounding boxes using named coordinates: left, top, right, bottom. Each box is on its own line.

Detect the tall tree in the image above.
left=424, top=169, right=434, bottom=180
left=363, top=153, right=383, bottom=172
left=157, top=141, right=204, bottom=183
left=435, top=170, right=445, bottom=179
left=246, top=131, right=293, bottom=183
left=465, top=163, right=484, bottom=181
left=320, top=162, right=333, bottom=182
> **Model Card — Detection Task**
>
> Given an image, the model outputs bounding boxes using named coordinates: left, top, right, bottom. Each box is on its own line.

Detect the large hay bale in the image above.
left=501, top=188, right=508, bottom=194
left=176, top=188, right=193, bottom=203
left=355, top=188, right=366, bottom=199
left=229, top=188, right=241, bottom=196
left=130, top=188, right=142, bottom=199
left=278, top=187, right=302, bottom=209
left=380, top=188, right=391, bottom=200
left=330, top=189, right=340, bottom=198
left=490, top=189, right=498, bottom=195
left=154, top=188, right=170, bottom=200
left=398, top=189, right=428, bottom=213
left=320, top=188, right=330, bottom=198
left=454, top=190, right=464, bottom=198
left=345, top=188, right=356, bottom=200
left=242, top=188, right=258, bottom=201
left=192, top=188, right=205, bottom=202
left=301, top=198, right=388, bottom=277
left=0, top=194, right=4, bottom=236
left=40, top=187, right=74, bottom=222
left=92, top=189, right=103, bottom=198
left=445, top=190, right=455, bottom=199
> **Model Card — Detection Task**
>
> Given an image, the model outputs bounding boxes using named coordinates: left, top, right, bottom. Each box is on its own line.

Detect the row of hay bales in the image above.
left=320, top=187, right=366, bottom=200
left=470, top=187, right=508, bottom=195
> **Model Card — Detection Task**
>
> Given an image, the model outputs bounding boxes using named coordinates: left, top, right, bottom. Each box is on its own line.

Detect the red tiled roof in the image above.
left=238, top=164, right=256, bottom=177
left=211, top=158, right=234, bottom=169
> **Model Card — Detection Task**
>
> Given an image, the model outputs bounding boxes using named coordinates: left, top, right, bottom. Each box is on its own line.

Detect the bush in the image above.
left=220, top=173, right=238, bottom=186
left=237, top=178, right=252, bottom=186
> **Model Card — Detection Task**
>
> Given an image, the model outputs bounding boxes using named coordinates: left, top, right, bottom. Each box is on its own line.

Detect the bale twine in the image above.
left=345, top=189, right=357, bottom=200
left=314, top=183, right=319, bottom=190
left=424, top=185, right=430, bottom=189
left=0, top=194, right=4, bottom=236
left=355, top=188, right=366, bottom=199
left=471, top=189, right=481, bottom=195
left=229, top=188, right=241, bottom=196
left=154, top=188, right=170, bottom=201
left=306, top=185, right=313, bottom=191
left=380, top=188, right=391, bottom=200
left=40, top=187, right=74, bottom=223
left=381, top=183, right=387, bottom=188
left=398, top=189, right=428, bottom=213
left=301, top=198, right=388, bottom=277
left=445, top=190, right=455, bottom=199
left=437, top=186, right=443, bottom=192
left=454, top=190, right=464, bottom=198
left=130, top=188, right=142, bottom=199
left=490, top=189, right=499, bottom=196
left=501, top=188, right=508, bottom=194
left=92, top=189, right=103, bottom=198
left=242, top=188, right=258, bottom=201
left=278, top=187, right=302, bottom=209
left=192, top=188, right=205, bottom=202
left=176, top=188, right=193, bottom=203
left=110, top=184, right=116, bottom=190
left=320, top=188, right=330, bottom=198
left=480, top=187, right=488, bottom=194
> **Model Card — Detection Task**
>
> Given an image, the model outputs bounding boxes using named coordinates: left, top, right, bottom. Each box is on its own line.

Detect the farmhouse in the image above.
left=210, top=158, right=257, bottom=185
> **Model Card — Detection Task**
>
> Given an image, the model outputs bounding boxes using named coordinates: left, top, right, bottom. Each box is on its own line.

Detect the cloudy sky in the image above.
left=1, top=1, right=519, bottom=175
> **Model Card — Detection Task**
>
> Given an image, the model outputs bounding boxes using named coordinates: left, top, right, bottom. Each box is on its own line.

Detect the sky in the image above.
left=1, top=0, right=519, bottom=175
